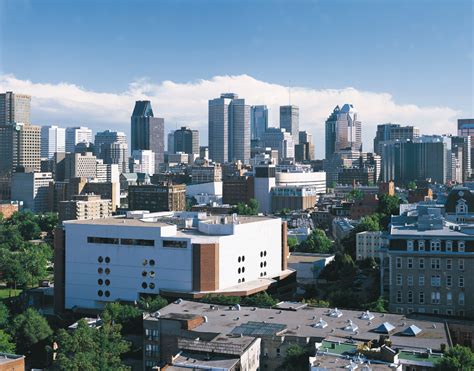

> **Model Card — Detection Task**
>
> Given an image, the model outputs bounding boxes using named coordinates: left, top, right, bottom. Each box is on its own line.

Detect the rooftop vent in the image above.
left=174, top=298, right=183, bottom=304
left=313, top=318, right=328, bottom=329
left=360, top=310, right=375, bottom=321
left=329, top=308, right=343, bottom=318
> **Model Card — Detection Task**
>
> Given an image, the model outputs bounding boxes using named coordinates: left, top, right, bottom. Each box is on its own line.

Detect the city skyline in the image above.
left=0, top=0, right=472, bottom=158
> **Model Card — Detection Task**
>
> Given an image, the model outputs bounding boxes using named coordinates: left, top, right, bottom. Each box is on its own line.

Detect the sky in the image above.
left=0, top=0, right=472, bottom=157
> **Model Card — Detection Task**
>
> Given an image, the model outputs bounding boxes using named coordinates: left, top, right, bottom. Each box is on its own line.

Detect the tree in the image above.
left=37, top=212, right=58, bottom=236
left=242, top=292, right=277, bottom=308
left=298, top=229, right=333, bottom=254
left=0, top=303, right=10, bottom=328
left=102, top=302, right=142, bottom=334
left=348, top=189, right=364, bottom=201
left=367, top=297, right=388, bottom=313
left=18, top=220, right=41, bottom=241
left=281, top=344, right=312, bottom=371
left=53, top=316, right=130, bottom=371
left=9, top=308, right=53, bottom=355
left=319, top=254, right=357, bottom=282
left=233, top=199, right=259, bottom=215
left=288, top=237, right=298, bottom=251
left=0, top=330, right=15, bottom=354
left=407, top=181, right=417, bottom=191
left=138, top=296, right=168, bottom=312
left=435, top=345, right=474, bottom=371
left=377, top=194, right=400, bottom=216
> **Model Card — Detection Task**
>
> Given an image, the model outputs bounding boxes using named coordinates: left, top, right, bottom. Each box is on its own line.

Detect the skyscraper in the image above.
left=41, top=125, right=66, bottom=159
left=0, top=123, right=41, bottom=199
left=451, top=136, right=471, bottom=182
left=250, top=105, right=268, bottom=140
left=325, top=104, right=362, bottom=159
left=280, top=105, right=299, bottom=145
left=173, top=126, right=199, bottom=155
left=373, top=123, right=420, bottom=155
left=94, top=130, right=128, bottom=173
left=167, top=131, right=175, bottom=154
left=457, top=119, right=474, bottom=172
left=261, top=128, right=295, bottom=162
left=208, top=93, right=250, bottom=164
left=65, top=126, right=93, bottom=153
left=295, top=130, right=315, bottom=162
left=0, top=91, right=31, bottom=125
left=131, top=101, right=164, bottom=173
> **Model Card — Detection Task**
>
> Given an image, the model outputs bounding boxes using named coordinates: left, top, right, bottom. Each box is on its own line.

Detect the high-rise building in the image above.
left=64, top=152, right=98, bottom=180
left=130, top=150, right=155, bottom=176
left=381, top=136, right=448, bottom=185
left=325, top=104, right=362, bottom=159
left=373, top=124, right=420, bottom=155
left=0, top=91, right=31, bottom=125
left=65, top=127, right=93, bottom=153
left=128, top=183, right=186, bottom=212
left=250, top=105, right=268, bottom=140
left=253, top=164, right=276, bottom=214
left=94, top=130, right=127, bottom=156
left=167, top=131, right=175, bottom=154
left=261, top=128, right=295, bottom=161
left=451, top=136, right=471, bottom=182
left=131, top=101, right=165, bottom=172
left=0, top=123, right=41, bottom=199
left=208, top=93, right=250, bottom=164
left=11, top=172, right=53, bottom=212
left=94, top=130, right=128, bottom=173
left=457, top=119, right=474, bottom=173
left=59, top=194, right=112, bottom=223
left=173, top=126, right=199, bottom=155
left=295, top=131, right=315, bottom=162
left=41, top=125, right=66, bottom=159
left=280, top=105, right=299, bottom=145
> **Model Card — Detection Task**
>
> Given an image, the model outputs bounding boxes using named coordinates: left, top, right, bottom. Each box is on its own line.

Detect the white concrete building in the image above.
left=11, top=172, right=53, bottom=212
left=57, top=211, right=292, bottom=311
left=356, top=231, right=386, bottom=261
left=65, top=126, right=93, bottom=153
left=130, top=149, right=155, bottom=176
left=41, top=125, right=66, bottom=159
left=186, top=181, right=223, bottom=205
left=254, top=164, right=276, bottom=214
left=276, top=171, right=326, bottom=194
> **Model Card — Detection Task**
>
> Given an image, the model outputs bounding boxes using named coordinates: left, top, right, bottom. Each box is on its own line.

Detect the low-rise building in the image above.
left=0, top=201, right=20, bottom=219
left=288, top=253, right=335, bottom=285
left=143, top=300, right=450, bottom=370
left=54, top=212, right=292, bottom=312
left=58, top=194, right=113, bottom=223
left=388, top=204, right=474, bottom=316
left=128, top=183, right=186, bottom=212
left=332, top=218, right=355, bottom=240
left=223, top=176, right=254, bottom=205
left=191, top=164, right=222, bottom=184
left=356, top=231, right=386, bottom=261
left=271, top=185, right=319, bottom=212
left=0, top=352, right=25, bottom=371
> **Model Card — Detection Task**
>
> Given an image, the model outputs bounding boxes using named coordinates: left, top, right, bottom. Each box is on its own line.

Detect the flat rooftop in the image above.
left=150, top=300, right=450, bottom=353
left=288, top=253, right=334, bottom=264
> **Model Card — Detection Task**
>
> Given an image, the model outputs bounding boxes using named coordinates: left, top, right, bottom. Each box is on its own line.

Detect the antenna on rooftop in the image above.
left=288, top=80, right=291, bottom=105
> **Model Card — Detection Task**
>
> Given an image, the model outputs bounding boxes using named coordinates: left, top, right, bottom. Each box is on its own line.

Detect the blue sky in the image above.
left=0, top=0, right=472, bottom=155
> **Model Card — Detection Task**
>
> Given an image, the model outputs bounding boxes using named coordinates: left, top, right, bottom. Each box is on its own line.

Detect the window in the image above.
left=447, top=309, right=453, bottom=315
left=145, top=328, right=159, bottom=341
left=456, top=201, right=468, bottom=214
left=431, top=275, right=441, bottom=287
left=431, top=258, right=440, bottom=269
left=105, top=291, right=110, bottom=297
left=98, top=279, right=103, bottom=285
left=407, top=258, right=413, bottom=269
left=396, top=257, right=402, bottom=269
left=98, top=290, right=103, bottom=297
left=88, top=237, right=119, bottom=245
left=407, top=291, right=413, bottom=303
left=447, top=275, right=452, bottom=287
left=419, top=292, right=425, bottom=304
left=98, top=256, right=103, bottom=263
left=446, top=240, right=453, bottom=252
left=98, top=267, right=103, bottom=274
left=149, top=283, right=155, bottom=289
left=105, top=279, right=110, bottom=286
left=419, top=275, right=425, bottom=286
left=447, top=292, right=453, bottom=305
left=459, top=259, right=465, bottom=270
left=419, top=258, right=425, bottom=269
left=121, top=238, right=154, bottom=247
left=459, top=293, right=465, bottom=305
left=149, top=259, right=155, bottom=266
left=105, top=257, right=110, bottom=264
left=142, top=282, right=148, bottom=289
left=163, top=240, right=187, bottom=248
left=458, top=241, right=465, bottom=252
left=276, top=348, right=281, bottom=357
left=431, top=291, right=441, bottom=304
left=407, top=275, right=413, bottom=286
left=407, top=240, right=414, bottom=251
left=447, top=259, right=452, bottom=270
left=459, top=276, right=465, bottom=288
left=430, top=240, right=441, bottom=252
left=396, top=274, right=403, bottom=286
left=396, top=291, right=402, bottom=303
left=145, top=344, right=160, bottom=358
left=105, top=268, right=111, bottom=275
left=418, top=240, right=425, bottom=251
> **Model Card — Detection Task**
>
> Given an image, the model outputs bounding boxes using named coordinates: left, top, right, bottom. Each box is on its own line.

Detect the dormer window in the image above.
left=456, top=200, right=468, bottom=215
left=407, top=240, right=414, bottom=251
left=446, top=240, right=453, bottom=252
left=458, top=241, right=465, bottom=252
left=418, top=240, right=425, bottom=251
left=430, top=240, right=441, bottom=252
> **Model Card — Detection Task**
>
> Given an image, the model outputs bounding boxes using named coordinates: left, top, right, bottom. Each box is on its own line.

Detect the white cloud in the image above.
left=0, top=73, right=461, bottom=157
